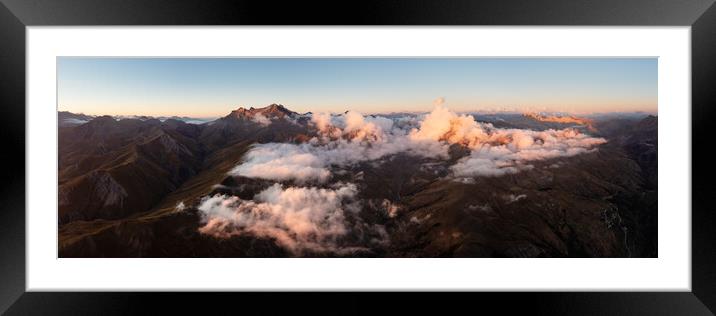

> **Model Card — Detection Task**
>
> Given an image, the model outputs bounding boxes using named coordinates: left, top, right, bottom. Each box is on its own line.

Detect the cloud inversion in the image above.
left=230, top=104, right=606, bottom=182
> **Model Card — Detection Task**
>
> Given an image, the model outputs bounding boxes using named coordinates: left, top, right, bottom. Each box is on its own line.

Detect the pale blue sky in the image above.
left=58, top=58, right=657, bottom=117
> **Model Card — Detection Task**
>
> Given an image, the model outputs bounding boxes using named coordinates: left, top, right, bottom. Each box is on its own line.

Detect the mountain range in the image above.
left=58, top=104, right=657, bottom=257
left=58, top=111, right=214, bottom=127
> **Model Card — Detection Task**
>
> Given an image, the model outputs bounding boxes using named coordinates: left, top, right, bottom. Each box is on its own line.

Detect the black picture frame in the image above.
left=1, top=0, right=715, bottom=314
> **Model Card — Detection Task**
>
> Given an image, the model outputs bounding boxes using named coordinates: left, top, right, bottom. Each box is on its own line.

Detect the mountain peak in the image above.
left=258, top=103, right=289, bottom=113
left=228, top=103, right=297, bottom=119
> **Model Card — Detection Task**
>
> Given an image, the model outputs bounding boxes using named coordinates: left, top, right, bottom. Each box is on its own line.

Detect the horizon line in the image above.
left=58, top=103, right=659, bottom=119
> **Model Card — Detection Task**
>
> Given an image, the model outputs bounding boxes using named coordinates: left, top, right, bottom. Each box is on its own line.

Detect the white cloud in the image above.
left=310, top=112, right=335, bottom=135
left=232, top=104, right=606, bottom=183
left=229, top=143, right=330, bottom=183
left=198, top=183, right=387, bottom=255
left=505, top=194, right=527, bottom=204
left=409, top=103, right=494, bottom=148
left=310, top=110, right=394, bottom=142
left=197, top=183, right=366, bottom=254
left=173, top=201, right=186, bottom=213
left=251, top=113, right=272, bottom=126
left=394, top=103, right=606, bottom=178
left=231, top=110, right=446, bottom=183
left=450, top=128, right=605, bottom=177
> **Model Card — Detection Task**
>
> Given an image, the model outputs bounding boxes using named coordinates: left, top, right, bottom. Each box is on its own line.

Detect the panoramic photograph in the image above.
left=57, top=58, right=657, bottom=258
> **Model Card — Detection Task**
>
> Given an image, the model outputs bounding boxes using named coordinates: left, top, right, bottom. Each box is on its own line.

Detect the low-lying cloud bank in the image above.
left=450, top=128, right=605, bottom=177
left=198, top=183, right=372, bottom=254
left=230, top=104, right=606, bottom=183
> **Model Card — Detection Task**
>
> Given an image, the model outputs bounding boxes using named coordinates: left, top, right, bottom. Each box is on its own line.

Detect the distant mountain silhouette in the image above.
left=58, top=111, right=94, bottom=127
